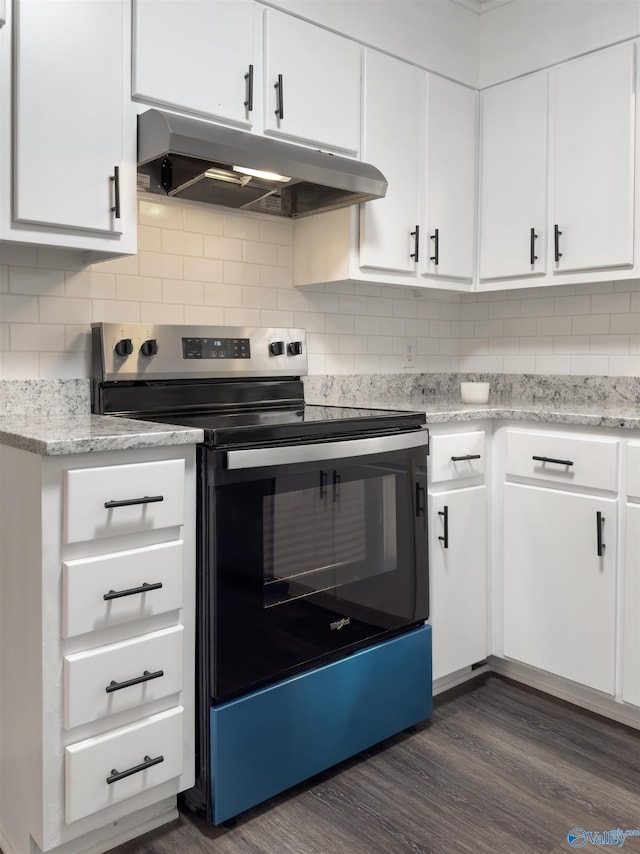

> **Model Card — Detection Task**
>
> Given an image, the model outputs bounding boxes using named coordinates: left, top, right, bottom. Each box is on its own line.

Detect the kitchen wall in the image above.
left=0, top=196, right=638, bottom=380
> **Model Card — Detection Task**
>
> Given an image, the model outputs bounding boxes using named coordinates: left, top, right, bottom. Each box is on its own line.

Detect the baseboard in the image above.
left=488, top=657, right=640, bottom=730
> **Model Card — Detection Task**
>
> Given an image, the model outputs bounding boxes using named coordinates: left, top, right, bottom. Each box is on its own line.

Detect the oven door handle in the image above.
left=226, top=429, right=429, bottom=469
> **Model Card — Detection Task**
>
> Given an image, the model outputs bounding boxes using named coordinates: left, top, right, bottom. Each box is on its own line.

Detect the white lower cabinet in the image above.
left=503, top=483, right=618, bottom=694
left=622, top=443, right=640, bottom=707
left=0, top=444, right=196, bottom=854
left=428, top=428, right=488, bottom=682
left=430, top=485, right=487, bottom=681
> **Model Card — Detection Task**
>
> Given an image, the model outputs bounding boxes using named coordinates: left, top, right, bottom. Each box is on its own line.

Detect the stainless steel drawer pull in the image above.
left=532, top=455, right=574, bottom=467
left=103, top=581, right=163, bottom=601
left=106, top=754, right=164, bottom=785
left=451, top=454, right=481, bottom=462
left=104, top=495, right=164, bottom=509
left=105, top=669, right=164, bottom=694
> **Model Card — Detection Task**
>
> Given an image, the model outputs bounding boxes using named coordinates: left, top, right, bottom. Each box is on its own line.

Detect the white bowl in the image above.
left=460, top=382, right=490, bottom=404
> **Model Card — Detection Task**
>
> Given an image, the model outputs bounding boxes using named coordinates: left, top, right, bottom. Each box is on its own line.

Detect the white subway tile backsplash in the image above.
left=10, top=266, right=65, bottom=296
left=2, top=198, right=640, bottom=379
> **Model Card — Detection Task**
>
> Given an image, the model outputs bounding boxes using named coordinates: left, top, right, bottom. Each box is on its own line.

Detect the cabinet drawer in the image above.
left=65, top=705, right=183, bottom=824
left=64, top=459, right=185, bottom=544
left=62, top=540, right=183, bottom=639
left=505, top=430, right=619, bottom=492
left=430, top=432, right=486, bottom=485
left=627, top=443, right=640, bottom=499
left=64, top=625, right=183, bottom=730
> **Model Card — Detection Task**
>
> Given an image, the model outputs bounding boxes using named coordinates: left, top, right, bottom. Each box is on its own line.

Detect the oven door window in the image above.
left=212, top=444, right=428, bottom=701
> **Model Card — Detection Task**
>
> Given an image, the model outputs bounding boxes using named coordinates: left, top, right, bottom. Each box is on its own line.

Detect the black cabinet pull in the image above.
left=333, top=471, right=341, bottom=502
left=451, top=454, right=481, bottom=462
left=415, top=482, right=425, bottom=517
left=430, top=228, right=439, bottom=266
left=532, top=455, right=574, bottom=467
left=244, top=64, right=254, bottom=112
left=596, top=511, right=606, bottom=557
left=530, top=227, right=538, bottom=265
left=104, top=495, right=164, bottom=509
left=410, top=225, right=420, bottom=262
left=104, top=581, right=163, bottom=601
left=319, top=470, right=328, bottom=499
left=554, top=224, right=562, bottom=262
left=106, top=754, right=164, bottom=785
left=438, top=505, right=449, bottom=548
left=274, top=74, right=284, bottom=119
left=110, top=165, right=121, bottom=220
left=106, top=669, right=164, bottom=694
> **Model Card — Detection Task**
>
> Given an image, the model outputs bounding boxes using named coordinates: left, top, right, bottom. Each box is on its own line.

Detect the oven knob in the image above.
left=287, top=341, right=303, bottom=356
left=114, top=338, right=133, bottom=357
left=141, top=339, right=158, bottom=357
left=269, top=341, right=285, bottom=356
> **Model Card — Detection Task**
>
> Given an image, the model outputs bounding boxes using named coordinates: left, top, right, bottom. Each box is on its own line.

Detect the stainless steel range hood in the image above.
left=137, top=109, right=387, bottom=219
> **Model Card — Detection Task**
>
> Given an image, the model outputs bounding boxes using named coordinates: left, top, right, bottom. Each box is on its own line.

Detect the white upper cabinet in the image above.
left=132, top=0, right=257, bottom=129
left=359, top=50, right=424, bottom=275
left=479, top=73, right=548, bottom=282
left=10, top=0, right=135, bottom=252
left=262, top=7, right=361, bottom=155
left=421, top=76, right=477, bottom=285
left=551, top=42, right=636, bottom=275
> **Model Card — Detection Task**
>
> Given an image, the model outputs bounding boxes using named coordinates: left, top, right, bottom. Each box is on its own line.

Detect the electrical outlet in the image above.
left=404, top=338, right=416, bottom=366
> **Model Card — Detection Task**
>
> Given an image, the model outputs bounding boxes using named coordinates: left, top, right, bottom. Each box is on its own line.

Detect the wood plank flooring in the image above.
left=108, top=675, right=640, bottom=854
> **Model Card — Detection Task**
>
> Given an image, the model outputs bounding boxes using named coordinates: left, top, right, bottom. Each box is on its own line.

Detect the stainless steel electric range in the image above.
left=91, top=323, right=432, bottom=825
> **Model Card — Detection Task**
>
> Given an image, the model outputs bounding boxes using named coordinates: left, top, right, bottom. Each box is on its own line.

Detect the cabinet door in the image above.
left=263, top=8, right=361, bottom=155
left=14, top=0, right=125, bottom=235
left=479, top=73, right=548, bottom=281
left=133, top=0, right=256, bottom=129
left=504, top=483, right=617, bottom=694
left=359, top=51, right=423, bottom=275
left=552, top=42, right=635, bottom=273
left=622, top=503, right=640, bottom=707
left=421, top=75, right=477, bottom=284
left=430, top=486, right=487, bottom=681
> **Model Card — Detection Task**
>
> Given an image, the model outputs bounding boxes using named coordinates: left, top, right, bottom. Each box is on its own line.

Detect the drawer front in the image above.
left=505, top=430, right=619, bottom=492
left=627, top=443, right=640, bottom=499
left=64, top=625, right=183, bottom=730
left=65, top=705, right=183, bottom=824
left=430, top=431, right=486, bottom=485
left=62, top=540, right=183, bottom=639
left=64, top=459, right=185, bottom=545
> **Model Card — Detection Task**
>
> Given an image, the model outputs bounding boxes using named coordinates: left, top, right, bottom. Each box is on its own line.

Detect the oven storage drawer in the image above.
left=505, top=429, right=619, bottom=492
left=62, top=540, right=184, bottom=638
left=429, top=431, right=485, bottom=485
left=63, top=625, right=183, bottom=729
left=64, top=705, right=184, bottom=823
left=63, top=459, right=185, bottom=544
left=210, top=625, right=432, bottom=824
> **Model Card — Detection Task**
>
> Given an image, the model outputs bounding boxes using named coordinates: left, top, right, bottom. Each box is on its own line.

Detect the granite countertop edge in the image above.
left=0, top=404, right=638, bottom=457
left=0, top=414, right=204, bottom=456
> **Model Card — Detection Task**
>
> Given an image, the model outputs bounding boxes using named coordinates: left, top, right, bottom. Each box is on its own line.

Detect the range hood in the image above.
left=137, top=109, right=387, bottom=219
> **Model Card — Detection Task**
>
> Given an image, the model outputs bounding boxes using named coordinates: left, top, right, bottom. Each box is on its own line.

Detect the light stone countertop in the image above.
left=0, top=414, right=204, bottom=456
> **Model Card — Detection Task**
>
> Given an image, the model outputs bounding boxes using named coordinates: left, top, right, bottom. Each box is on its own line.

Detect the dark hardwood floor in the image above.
left=108, top=674, right=640, bottom=854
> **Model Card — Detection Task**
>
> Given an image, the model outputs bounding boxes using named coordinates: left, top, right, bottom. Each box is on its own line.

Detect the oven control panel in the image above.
left=92, top=323, right=307, bottom=381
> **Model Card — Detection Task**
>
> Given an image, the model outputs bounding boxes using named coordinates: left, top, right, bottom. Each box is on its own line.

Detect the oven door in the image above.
left=206, top=429, right=429, bottom=702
